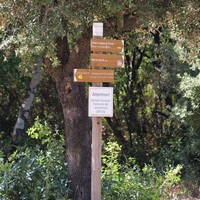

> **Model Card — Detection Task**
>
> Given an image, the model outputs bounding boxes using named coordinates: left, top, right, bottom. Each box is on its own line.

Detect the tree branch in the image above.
left=13, top=56, right=43, bottom=143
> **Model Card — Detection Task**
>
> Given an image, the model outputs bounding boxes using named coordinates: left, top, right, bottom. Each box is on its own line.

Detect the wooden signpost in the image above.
left=91, top=22, right=103, bottom=200
left=91, top=23, right=125, bottom=200
left=73, top=22, right=124, bottom=200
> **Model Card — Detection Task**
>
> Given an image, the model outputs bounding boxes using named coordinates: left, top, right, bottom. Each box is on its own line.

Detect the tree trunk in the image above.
left=45, top=33, right=91, bottom=199
left=62, top=77, right=91, bottom=199
left=13, top=57, right=43, bottom=143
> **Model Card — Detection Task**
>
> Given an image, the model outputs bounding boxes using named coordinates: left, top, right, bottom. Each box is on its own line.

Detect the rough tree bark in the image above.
left=45, top=33, right=92, bottom=199
left=13, top=57, right=43, bottom=143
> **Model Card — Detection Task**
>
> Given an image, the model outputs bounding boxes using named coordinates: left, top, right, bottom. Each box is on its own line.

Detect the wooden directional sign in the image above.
left=74, top=69, right=114, bottom=82
left=91, top=38, right=124, bottom=52
left=91, top=54, right=124, bottom=68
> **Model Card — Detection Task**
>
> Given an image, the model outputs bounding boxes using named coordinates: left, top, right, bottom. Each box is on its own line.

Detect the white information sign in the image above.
left=88, top=87, right=113, bottom=117
left=93, top=22, right=103, bottom=37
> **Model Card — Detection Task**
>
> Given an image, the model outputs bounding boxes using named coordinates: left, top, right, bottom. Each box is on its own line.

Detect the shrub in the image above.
left=0, top=118, right=69, bottom=200
left=101, top=142, right=184, bottom=200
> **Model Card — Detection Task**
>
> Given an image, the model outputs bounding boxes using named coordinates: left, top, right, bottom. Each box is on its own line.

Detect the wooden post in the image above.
left=91, top=22, right=103, bottom=200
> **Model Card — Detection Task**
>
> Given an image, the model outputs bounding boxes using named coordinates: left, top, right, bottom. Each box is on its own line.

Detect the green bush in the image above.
left=101, top=142, right=184, bottom=200
left=0, top=121, right=189, bottom=200
left=0, top=118, right=69, bottom=200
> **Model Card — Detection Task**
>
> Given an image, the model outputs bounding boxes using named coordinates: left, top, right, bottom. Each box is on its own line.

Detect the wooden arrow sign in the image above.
left=91, top=54, right=124, bottom=68
left=74, top=69, right=114, bottom=82
left=91, top=38, right=124, bottom=52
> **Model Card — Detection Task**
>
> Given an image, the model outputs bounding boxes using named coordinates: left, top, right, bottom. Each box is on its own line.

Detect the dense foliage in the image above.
left=0, top=119, right=68, bottom=199
left=0, top=0, right=199, bottom=199
left=102, top=142, right=185, bottom=200
left=0, top=121, right=188, bottom=199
